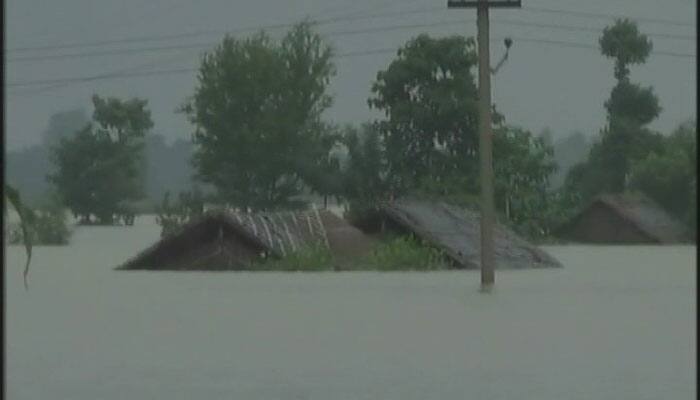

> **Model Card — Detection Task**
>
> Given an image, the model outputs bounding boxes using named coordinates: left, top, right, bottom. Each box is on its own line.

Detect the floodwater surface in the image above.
left=5, top=217, right=696, bottom=400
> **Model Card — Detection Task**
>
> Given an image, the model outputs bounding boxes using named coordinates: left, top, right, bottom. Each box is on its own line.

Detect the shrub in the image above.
left=250, top=242, right=334, bottom=271
left=359, top=235, right=450, bottom=271
left=9, top=206, right=71, bottom=245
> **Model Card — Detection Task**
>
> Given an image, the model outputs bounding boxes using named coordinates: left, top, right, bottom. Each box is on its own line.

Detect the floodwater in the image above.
left=5, top=217, right=696, bottom=400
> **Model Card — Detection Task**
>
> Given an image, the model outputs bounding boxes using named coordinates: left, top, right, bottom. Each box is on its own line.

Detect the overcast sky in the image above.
left=5, top=0, right=696, bottom=151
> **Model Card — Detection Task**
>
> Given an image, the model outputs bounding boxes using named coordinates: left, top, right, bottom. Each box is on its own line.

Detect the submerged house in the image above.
left=376, top=198, right=562, bottom=269
left=118, top=208, right=376, bottom=271
left=556, top=193, right=689, bottom=244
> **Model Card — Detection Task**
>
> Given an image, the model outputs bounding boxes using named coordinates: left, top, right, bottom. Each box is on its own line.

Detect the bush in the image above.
left=250, top=242, right=334, bottom=271
left=9, top=206, right=72, bottom=245
left=358, top=235, right=450, bottom=271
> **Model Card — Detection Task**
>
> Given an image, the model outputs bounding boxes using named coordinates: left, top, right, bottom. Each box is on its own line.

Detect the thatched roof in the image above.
left=560, top=193, right=689, bottom=244
left=118, top=207, right=377, bottom=271
left=379, top=198, right=562, bottom=269
left=118, top=207, right=332, bottom=270
left=319, top=211, right=377, bottom=263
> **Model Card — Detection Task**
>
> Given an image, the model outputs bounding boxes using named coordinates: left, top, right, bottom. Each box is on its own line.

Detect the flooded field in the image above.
left=5, top=217, right=696, bottom=399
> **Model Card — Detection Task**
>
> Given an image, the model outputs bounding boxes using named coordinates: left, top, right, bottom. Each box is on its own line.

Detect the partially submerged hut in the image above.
left=118, top=208, right=375, bottom=271
left=378, top=198, right=562, bottom=269
left=556, top=193, right=689, bottom=244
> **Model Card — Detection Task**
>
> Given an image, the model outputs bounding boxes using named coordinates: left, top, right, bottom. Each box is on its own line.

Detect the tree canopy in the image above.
left=369, top=34, right=482, bottom=193
left=566, top=19, right=661, bottom=199
left=599, top=19, right=653, bottom=81
left=48, top=95, right=152, bottom=224
left=182, top=21, right=338, bottom=211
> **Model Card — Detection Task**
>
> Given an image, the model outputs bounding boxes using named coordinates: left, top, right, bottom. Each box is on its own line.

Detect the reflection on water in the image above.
left=5, top=217, right=696, bottom=400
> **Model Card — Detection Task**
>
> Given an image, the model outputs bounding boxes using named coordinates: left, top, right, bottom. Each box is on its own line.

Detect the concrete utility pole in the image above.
left=447, top=0, right=521, bottom=290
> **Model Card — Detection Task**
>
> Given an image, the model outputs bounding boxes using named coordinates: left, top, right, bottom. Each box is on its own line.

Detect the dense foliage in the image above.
left=339, top=123, right=391, bottom=226
left=368, top=34, right=482, bottom=193
left=48, top=95, right=152, bottom=225
left=568, top=19, right=661, bottom=199
left=339, top=34, right=559, bottom=239
left=492, top=126, right=558, bottom=237
left=182, top=21, right=338, bottom=210
left=360, top=235, right=450, bottom=271
left=629, top=120, right=697, bottom=236
left=9, top=205, right=71, bottom=246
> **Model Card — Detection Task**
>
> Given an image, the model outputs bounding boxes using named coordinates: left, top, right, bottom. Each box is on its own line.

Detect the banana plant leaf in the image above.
left=5, top=184, right=36, bottom=289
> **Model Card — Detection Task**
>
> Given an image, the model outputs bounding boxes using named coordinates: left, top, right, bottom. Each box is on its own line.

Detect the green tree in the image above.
left=340, top=123, right=392, bottom=226
left=48, top=95, right=152, bottom=224
left=567, top=19, right=661, bottom=198
left=599, top=19, right=653, bottom=81
left=629, top=120, right=697, bottom=235
left=368, top=34, right=484, bottom=193
left=492, top=126, right=557, bottom=237
left=362, top=34, right=558, bottom=238
left=181, top=21, right=337, bottom=211
left=597, top=19, right=660, bottom=193
left=9, top=203, right=71, bottom=246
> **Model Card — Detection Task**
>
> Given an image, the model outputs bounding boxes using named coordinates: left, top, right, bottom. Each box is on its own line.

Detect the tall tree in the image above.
left=596, top=19, right=660, bottom=193
left=567, top=19, right=661, bottom=199
left=369, top=34, right=483, bottom=193
left=48, top=95, right=152, bottom=224
left=599, top=19, right=653, bottom=81
left=181, top=21, right=337, bottom=211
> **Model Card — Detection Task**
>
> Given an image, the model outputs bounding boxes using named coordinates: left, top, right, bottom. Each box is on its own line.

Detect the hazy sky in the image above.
left=5, top=0, right=696, bottom=151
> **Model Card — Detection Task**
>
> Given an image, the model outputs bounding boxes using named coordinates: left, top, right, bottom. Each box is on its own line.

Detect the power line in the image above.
left=7, top=35, right=695, bottom=92
left=515, top=37, right=696, bottom=58
left=7, top=17, right=694, bottom=64
left=8, top=50, right=199, bottom=97
left=8, top=43, right=210, bottom=63
left=6, top=47, right=400, bottom=91
left=492, top=18, right=695, bottom=40
left=522, top=5, right=695, bottom=27
left=4, top=6, right=438, bottom=55
left=6, top=3, right=692, bottom=56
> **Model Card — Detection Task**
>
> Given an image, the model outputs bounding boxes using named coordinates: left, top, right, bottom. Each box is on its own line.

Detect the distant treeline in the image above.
left=6, top=108, right=195, bottom=211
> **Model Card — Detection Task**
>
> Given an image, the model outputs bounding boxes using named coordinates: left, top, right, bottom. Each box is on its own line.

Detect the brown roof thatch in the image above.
left=379, top=198, right=562, bottom=269
left=318, top=211, right=377, bottom=264
left=118, top=207, right=376, bottom=271
left=557, top=193, right=689, bottom=244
